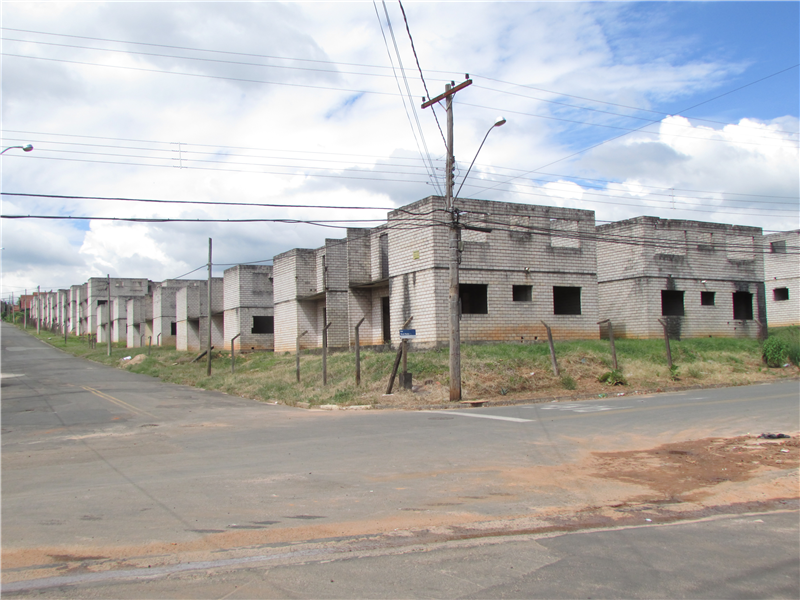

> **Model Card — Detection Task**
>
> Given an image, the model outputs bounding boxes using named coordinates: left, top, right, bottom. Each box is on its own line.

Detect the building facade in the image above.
left=175, top=279, right=224, bottom=352
left=274, top=196, right=600, bottom=353
left=223, top=265, right=275, bottom=351
left=597, top=217, right=766, bottom=339
left=764, top=230, right=799, bottom=327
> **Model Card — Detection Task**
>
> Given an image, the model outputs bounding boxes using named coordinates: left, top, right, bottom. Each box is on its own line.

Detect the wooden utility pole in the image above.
left=422, top=78, right=472, bottom=401
left=207, top=238, right=213, bottom=377
left=36, top=285, right=41, bottom=334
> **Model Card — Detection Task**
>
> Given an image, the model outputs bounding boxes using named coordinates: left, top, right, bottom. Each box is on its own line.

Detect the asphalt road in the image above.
left=2, top=322, right=799, bottom=597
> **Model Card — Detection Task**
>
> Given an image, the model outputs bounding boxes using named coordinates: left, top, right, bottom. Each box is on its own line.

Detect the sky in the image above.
left=1, top=1, right=798, bottom=299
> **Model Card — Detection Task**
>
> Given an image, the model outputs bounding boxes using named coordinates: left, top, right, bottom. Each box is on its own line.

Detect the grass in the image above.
left=7, top=316, right=798, bottom=408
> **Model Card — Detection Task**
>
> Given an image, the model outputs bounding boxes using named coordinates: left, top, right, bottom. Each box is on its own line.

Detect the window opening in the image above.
left=773, top=287, right=789, bottom=301
left=661, top=290, right=685, bottom=316
left=252, top=316, right=274, bottom=334
left=553, top=287, right=581, bottom=315
left=512, top=285, right=532, bottom=302
left=170, top=321, right=177, bottom=336
left=770, top=240, right=786, bottom=254
left=732, top=291, right=753, bottom=320
left=381, top=297, right=391, bottom=343
left=701, top=291, right=715, bottom=306
left=460, top=284, right=488, bottom=314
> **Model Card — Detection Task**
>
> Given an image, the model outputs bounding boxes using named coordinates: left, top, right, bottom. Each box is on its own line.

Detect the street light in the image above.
left=0, top=144, right=33, bottom=155
left=454, top=117, right=506, bottom=198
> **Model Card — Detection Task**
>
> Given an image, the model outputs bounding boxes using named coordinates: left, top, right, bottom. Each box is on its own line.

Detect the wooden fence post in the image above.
left=385, top=316, right=413, bottom=394
left=597, top=319, right=618, bottom=371
left=296, top=330, right=308, bottom=383
left=354, top=317, right=365, bottom=386
left=230, top=332, right=241, bottom=373
left=658, top=318, right=673, bottom=369
left=540, top=321, right=560, bottom=376
left=322, top=322, right=332, bottom=385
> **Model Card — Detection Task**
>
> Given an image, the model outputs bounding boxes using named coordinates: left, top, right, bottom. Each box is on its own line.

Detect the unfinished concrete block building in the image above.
left=223, top=265, right=274, bottom=351
left=147, top=279, right=198, bottom=347
left=273, top=196, right=600, bottom=353
left=596, top=217, right=766, bottom=339
left=175, top=278, right=224, bottom=352
left=126, top=294, right=154, bottom=348
left=764, top=230, right=799, bottom=327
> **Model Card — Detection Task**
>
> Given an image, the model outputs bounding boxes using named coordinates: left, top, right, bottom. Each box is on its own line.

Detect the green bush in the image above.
left=598, top=369, right=627, bottom=385
left=763, top=337, right=790, bottom=368
left=561, top=375, right=577, bottom=390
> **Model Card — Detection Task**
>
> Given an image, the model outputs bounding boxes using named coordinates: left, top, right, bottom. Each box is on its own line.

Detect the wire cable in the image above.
left=375, top=0, right=444, bottom=195
left=470, top=64, right=800, bottom=198
left=397, top=0, right=448, bottom=149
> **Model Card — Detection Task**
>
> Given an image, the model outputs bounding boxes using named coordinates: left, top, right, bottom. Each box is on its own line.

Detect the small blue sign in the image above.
left=399, top=329, right=416, bottom=339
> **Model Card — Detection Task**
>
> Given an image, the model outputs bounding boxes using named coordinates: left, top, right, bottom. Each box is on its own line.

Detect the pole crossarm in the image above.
left=421, top=79, right=472, bottom=109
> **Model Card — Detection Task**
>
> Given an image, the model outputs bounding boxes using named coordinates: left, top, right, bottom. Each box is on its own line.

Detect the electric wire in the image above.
left=4, top=27, right=796, bottom=138
left=472, top=73, right=800, bottom=136
left=397, top=0, right=448, bottom=149
left=0, top=36, right=453, bottom=82
left=375, top=0, right=444, bottom=195
left=470, top=85, right=798, bottom=144
left=5, top=128, right=796, bottom=202
left=1, top=53, right=404, bottom=97
left=469, top=64, right=800, bottom=199
left=6, top=139, right=796, bottom=210
left=458, top=101, right=798, bottom=148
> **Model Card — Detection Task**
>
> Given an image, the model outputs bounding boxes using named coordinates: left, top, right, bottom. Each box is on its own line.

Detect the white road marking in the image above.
left=0, top=373, right=25, bottom=379
left=428, top=411, right=533, bottom=423
left=4, top=347, right=47, bottom=352
left=538, top=403, right=630, bottom=413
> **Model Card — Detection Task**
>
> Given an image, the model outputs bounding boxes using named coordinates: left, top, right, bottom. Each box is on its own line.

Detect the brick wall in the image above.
left=223, top=265, right=274, bottom=351
left=764, top=230, right=799, bottom=327
left=597, top=217, right=766, bottom=339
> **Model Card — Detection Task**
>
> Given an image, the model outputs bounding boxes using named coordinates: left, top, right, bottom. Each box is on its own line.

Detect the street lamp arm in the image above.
left=454, top=118, right=505, bottom=200
left=0, top=144, right=33, bottom=155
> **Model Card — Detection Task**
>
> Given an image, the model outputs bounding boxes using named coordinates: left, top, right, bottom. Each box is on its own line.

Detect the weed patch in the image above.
left=11, top=322, right=798, bottom=408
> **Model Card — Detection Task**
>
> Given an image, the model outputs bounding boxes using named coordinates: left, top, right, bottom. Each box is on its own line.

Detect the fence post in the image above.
left=597, top=319, right=618, bottom=371
left=540, top=321, right=560, bottom=376
left=354, top=317, right=366, bottom=386
left=385, top=316, right=413, bottom=394
left=322, top=322, right=332, bottom=385
left=230, top=332, right=242, bottom=373
left=296, top=330, right=308, bottom=383
left=157, top=333, right=162, bottom=347
left=658, top=318, right=673, bottom=369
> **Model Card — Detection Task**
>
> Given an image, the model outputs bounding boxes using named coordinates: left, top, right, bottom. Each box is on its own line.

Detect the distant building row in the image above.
left=28, top=197, right=798, bottom=352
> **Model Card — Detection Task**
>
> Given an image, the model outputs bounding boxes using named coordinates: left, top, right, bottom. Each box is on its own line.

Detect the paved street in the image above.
left=2, top=322, right=798, bottom=597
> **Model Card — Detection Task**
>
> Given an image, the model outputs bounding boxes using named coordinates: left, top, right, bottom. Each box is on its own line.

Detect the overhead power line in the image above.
left=5, top=128, right=796, bottom=201
left=470, top=64, right=800, bottom=199
left=1, top=53, right=405, bottom=97
left=5, top=27, right=796, bottom=139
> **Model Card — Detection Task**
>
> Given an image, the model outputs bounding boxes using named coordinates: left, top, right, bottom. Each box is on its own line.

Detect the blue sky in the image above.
left=1, top=1, right=797, bottom=296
